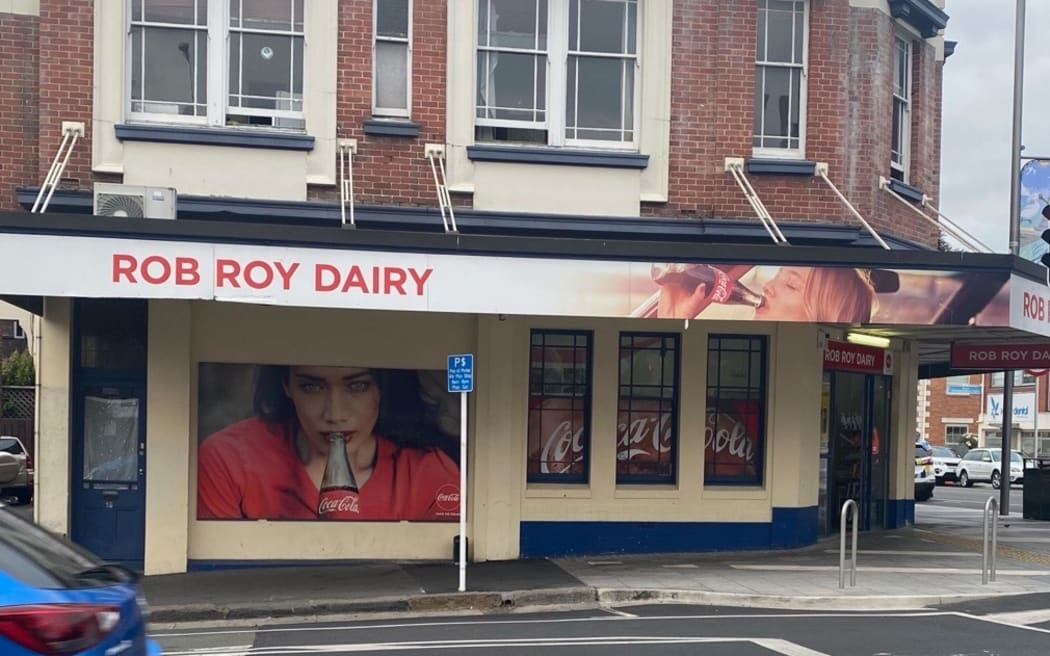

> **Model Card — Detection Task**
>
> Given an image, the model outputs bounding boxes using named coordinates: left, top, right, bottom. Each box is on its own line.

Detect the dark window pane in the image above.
left=577, top=0, right=627, bottom=54
left=527, top=330, right=592, bottom=483
left=705, top=334, right=766, bottom=485
left=376, top=0, right=409, bottom=38
left=617, top=333, right=678, bottom=483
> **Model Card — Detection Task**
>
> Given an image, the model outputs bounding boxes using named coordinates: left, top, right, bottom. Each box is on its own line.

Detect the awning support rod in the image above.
left=724, top=158, right=789, bottom=245
left=879, top=177, right=993, bottom=253
left=338, top=139, right=357, bottom=228
left=32, top=121, right=84, bottom=214
left=816, top=165, right=890, bottom=250
left=426, top=144, right=458, bottom=233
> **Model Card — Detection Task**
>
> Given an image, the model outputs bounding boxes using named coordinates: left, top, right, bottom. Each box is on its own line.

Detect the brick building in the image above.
left=4, top=0, right=1049, bottom=575
left=917, top=375, right=982, bottom=447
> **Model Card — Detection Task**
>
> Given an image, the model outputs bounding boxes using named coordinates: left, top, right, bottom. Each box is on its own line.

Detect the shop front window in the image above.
left=705, top=335, right=767, bottom=485
left=527, top=329, right=592, bottom=482
left=616, top=333, right=679, bottom=484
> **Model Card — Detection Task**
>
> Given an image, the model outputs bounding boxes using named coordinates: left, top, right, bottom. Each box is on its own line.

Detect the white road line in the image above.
left=730, top=564, right=1050, bottom=575
left=953, top=612, right=1050, bottom=635
left=586, top=560, right=622, bottom=566
left=983, top=609, right=1050, bottom=626
left=602, top=608, right=638, bottom=618
left=164, top=636, right=832, bottom=655
left=820, top=549, right=978, bottom=557
left=152, top=610, right=948, bottom=639
left=662, top=563, right=699, bottom=568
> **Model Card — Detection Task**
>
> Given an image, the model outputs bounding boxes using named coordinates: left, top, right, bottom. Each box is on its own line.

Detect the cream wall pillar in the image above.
left=144, top=300, right=192, bottom=575
left=473, top=315, right=524, bottom=560
left=37, top=297, right=71, bottom=536
left=891, top=344, right=920, bottom=503
left=768, top=324, right=823, bottom=509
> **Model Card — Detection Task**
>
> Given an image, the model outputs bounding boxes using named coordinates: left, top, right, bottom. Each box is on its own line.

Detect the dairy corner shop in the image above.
left=3, top=211, right=1049, bottom=575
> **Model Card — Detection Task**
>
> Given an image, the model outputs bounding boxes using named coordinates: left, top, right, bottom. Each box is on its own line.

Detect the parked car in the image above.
left=0, top=436, right=33, bottom=505
left=914, top=444, right=935, bottom=501
left=929, top=445, right=960, bottom=484
left=0, top=504, right=162, bottom=656
left=955, top=447, right=1025, bottom=489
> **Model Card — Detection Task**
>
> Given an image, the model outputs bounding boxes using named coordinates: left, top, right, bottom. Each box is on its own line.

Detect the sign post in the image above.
left=446, top=354, right=474, bottom=592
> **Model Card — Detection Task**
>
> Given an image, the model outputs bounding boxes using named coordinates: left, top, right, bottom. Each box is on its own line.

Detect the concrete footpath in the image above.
left=142, top=521, right=1050, bottom=624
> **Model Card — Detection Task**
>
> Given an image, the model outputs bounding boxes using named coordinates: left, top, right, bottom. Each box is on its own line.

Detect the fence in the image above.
left=1, top=386, right=35, bottom=457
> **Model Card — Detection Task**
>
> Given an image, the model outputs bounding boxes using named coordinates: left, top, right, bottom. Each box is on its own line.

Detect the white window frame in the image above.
left=945, top=424, right=968, bottom=443
left=752, top=0, right=809, bottom=160
left=372, top=0, right=412, bottom=118
left=13, top=322, right=25, bottom=340
left=474, top=0, right=641, bottom=150
left=890, top=34, right=912, bottom=182
left=126, top=0, right=307, bottom=130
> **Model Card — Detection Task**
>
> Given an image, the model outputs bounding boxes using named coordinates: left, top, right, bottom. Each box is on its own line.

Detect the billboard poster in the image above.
left=196, top=363, right=460, bottom=522
left=1019, top=159, right=1050, bottom=263
left=0, top=233, right=1026, bottom=331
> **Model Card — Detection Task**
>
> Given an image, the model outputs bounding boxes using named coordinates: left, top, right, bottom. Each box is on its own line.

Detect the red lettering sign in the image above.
left=950, top=343, right=1050, bottom=369
left=823, top=340, right=889, bottom=375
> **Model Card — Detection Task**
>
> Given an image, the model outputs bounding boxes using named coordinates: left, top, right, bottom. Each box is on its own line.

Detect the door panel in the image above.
left=71, top=381, right=146, bottom=566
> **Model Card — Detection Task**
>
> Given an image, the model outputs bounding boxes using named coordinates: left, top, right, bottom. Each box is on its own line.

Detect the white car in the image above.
left=914, top=444, right=935, bottom=501
left=0, top=435, right=33, bottom=505
left=955, top=447, right=1024, bottom=489
left=929, top=445, right=960, bottom=484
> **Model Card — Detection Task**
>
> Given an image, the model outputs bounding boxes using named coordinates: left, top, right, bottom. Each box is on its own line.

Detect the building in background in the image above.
left=6, top=0, right=1050, bottom=577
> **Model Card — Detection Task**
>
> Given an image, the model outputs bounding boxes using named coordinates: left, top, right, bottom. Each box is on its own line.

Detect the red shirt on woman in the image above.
left=197, top=418, right=459, bottom=521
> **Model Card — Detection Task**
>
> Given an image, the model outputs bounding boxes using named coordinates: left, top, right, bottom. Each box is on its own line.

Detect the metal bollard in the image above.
left=839, top=499, right=858, bottom=588
left=982, top=496, right=999, bottom=584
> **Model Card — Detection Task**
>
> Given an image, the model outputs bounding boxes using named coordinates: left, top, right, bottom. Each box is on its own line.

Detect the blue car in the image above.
left=0, top=504, right=161, bottom=656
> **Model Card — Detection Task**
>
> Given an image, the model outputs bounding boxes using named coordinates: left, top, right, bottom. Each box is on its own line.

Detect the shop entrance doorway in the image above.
left=820, top=371, right=891, bottom=536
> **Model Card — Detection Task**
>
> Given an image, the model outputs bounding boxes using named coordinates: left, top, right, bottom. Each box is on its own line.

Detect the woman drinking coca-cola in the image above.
left=197, top=365, right=459, bottom=522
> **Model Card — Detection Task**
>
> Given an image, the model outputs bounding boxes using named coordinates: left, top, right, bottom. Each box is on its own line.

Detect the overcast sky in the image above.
left=940, top=0, right=1050, bottom=254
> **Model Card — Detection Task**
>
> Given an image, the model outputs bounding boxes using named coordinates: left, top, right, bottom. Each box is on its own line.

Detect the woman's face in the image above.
left=282, top=366, right=380, bottom=451
left=754, top=267, right=811, bottom=322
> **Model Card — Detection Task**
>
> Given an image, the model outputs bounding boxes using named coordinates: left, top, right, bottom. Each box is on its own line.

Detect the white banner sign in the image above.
left=1009, top=273, right=1050, bottom=337
left=986, top=392, right=1036, bottom=428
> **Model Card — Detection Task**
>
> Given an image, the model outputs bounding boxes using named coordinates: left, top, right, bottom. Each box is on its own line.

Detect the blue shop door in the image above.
left=71, top=381, right=147, bottom=569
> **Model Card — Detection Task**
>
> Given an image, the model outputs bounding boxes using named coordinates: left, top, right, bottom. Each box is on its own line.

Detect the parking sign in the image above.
left=447, top=354, right=474, bottom=393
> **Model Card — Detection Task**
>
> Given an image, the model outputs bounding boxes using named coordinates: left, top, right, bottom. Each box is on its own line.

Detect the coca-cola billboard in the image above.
left=617, top=402, right=675, bottom=479
left=196, top=363, right=460, bottom=522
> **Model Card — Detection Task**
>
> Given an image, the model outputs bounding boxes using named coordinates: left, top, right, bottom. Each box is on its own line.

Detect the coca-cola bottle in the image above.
left=317, top=432, right=360, bottom=519
left=651, top=263, right=764, bottom=307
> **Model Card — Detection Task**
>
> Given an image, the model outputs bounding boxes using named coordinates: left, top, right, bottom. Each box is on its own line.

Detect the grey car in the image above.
left=0, top=436, right=33, bottom=505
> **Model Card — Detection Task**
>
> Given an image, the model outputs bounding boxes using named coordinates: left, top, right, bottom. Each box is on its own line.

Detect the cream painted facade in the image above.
left=34, top=296, right=918, bottom=575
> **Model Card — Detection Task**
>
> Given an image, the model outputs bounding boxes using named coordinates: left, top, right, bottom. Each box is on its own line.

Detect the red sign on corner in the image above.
left=823, top=340, right=892, bottom=375
left=950, top=343, right=1050, bottom=370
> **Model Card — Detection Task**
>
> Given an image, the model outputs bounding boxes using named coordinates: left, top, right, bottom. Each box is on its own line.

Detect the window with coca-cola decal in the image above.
left=705, top=335, right=767, bottom=485
left=527, top=330, right=592, bottom=483
left=617, top=333, right=679, bottom=483
left=195, top=363, right=460, bottom=522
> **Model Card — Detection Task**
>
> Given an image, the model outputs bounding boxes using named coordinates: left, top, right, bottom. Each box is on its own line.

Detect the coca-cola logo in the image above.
left=435, top=484, right=460, bottom=512
left=616, top=413, right=673, bottom=462
left=538, top=418, right=586, bottom=474
left=318, top=492, right=360, bottom=515
left=704, top=409, right=756, bottom=465
left=709, top=268, right=732, bottom=303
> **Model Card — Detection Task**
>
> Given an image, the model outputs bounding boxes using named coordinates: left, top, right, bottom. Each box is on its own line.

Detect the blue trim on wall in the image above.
left=363, top=119, right=421, bottom=137
left=888, top=0, right=949, bottom=38
left=944, top=40, right=957, bottom=59
left=888, top=179, right=925, bottom=204
left=115, top=124, right=315, bottom=151
left=887, top=499, right=915, bottom=529
left=770, top=506, right=819, bottom=548
left=746, top=159, right=817, bottom=176
left=467, top=145, right=649, bottom=169
left=187, top=559, right=374, bottom=572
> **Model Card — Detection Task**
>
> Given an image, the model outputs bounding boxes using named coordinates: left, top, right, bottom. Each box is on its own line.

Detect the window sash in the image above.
left=617, top=332, right=679, bottom=484
left=373, top=0, right=412, bottom=117
left=753, top=0, right=807, bottom=156
left=527, top=329, right=593, bottom=483
left=705, top=335, right=767, bottom=486
left=475, top=0, right=639, bottom=149
left=127, top=0, right=306, bottom=129
left=890, top=36, right=911, bottom=179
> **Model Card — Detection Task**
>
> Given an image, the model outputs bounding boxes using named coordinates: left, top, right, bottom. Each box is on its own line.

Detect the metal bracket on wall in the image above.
left=815, top=164, right=891, bottom=250
left=338, top=138, right=358, bottom=228
left=879, top=177, right=993, bottom=253
left=724, top=157, right=789, bottom=245
left=32, top=121, right=86, bottom=215
left=426, top=143, right=458, bottom=233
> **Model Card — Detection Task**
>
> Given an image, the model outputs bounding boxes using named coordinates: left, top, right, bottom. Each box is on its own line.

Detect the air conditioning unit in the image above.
left=93, top=183, right=177, bottom=220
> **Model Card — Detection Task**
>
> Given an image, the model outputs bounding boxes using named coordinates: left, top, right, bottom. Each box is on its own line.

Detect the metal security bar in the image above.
left=839, top=499, right=858, bottom=588
left=982, top=496, right=999, bottom=584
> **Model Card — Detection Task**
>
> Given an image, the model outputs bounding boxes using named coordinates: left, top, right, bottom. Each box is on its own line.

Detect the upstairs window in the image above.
left=128, top=0, right=305, bottom=129
left=753, top=0, right=808, bottom=156
left=475, top=0, right=639, bottom=148
left=890, top=35, right=911, bottom=181
left=373, top=0, right=411, bottom=117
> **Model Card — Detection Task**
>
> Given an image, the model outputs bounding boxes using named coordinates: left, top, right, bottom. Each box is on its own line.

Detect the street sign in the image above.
left=447, top=353, right=474, bottom=393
